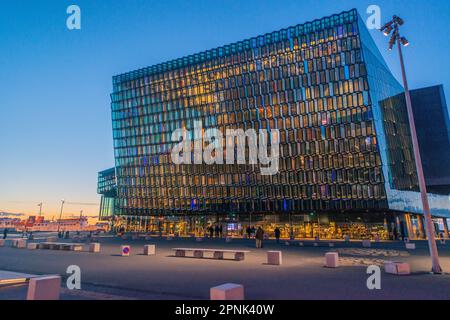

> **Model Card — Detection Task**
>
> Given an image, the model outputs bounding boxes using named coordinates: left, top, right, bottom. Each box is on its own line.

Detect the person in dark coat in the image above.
left=215, top=225, right=220, bottom=238
left=3, top=228, right=7, bottom=239
left=219, top=225, right=223, bottom=238
left=246, top=226, right=251, bottom=239
left=274, top=227, right=281, bottom=244
left=255, top=227, right=264, bottom=248
left=209, top=226, right=214, bottom=238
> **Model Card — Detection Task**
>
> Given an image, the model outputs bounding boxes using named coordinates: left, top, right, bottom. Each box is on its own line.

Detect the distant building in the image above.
left=410, top=85, right=450, bottom=195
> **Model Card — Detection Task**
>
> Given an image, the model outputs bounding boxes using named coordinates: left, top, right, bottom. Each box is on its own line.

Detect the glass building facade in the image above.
left=97, top=168, right=117, bottom=221
left=100, top=9, right=450, bottom=239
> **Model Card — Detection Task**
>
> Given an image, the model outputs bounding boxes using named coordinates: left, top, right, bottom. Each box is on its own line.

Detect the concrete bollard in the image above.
left=405, top=243, right=416, bottom=250
left=121, top=245, right=131, bottom=257
left=13, top=239, right=27, bottom=249
left=27, top=243, right=39, bottom=250
left=267, top=251, right=282, bottom=265
left=143, top=245, right=156, bottom=256
left=26, top=276, right=61, bottom=300
left=89, top=243, right=101, bottom=253
left=325, top=252, right=339, bottom=268
left=362, top=240, right=371, bottom=248
left=384, top=261, right=411, bottom=275
left=210, top=283, right=244, bottom=300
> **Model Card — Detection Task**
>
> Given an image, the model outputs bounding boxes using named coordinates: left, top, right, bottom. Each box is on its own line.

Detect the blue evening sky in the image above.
left=0, top=0, right=449, bottom=217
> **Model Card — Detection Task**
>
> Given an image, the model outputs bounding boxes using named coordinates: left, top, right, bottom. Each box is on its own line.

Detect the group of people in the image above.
left=207, top=225, right=223, bottom=238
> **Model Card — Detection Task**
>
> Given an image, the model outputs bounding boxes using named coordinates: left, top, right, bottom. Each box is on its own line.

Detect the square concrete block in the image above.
left=210, top=283, right=244, bottom=300
left=267, top=251, right=282, bottom=265
left=384, top=261, right=411, bottom=275
left=144, top=244, right=156, bottom=255
left=405, top=243, right=416, bottom=250
left=89, top=243, right=101, bottom=253
left=325, top=252, right=339, bottom=268
left=27, top=243, right=38, bottom=250
left=26, top=276, right=61, bottom=300
left=213, top=251, right=224, bottom=259
left=121, top=245, right=131, bottom=257
left=362, top=240, right=371, bottom=248
left=14, top=239, right=27, bottom=248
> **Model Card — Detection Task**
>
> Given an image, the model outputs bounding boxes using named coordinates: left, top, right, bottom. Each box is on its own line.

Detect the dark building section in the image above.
left=410, top=85, right=450, bottom=195
left=97, top=168, right=117, bottom=221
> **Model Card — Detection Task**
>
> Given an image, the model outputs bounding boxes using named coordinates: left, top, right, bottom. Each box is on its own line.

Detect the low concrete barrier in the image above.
left=26, top=276, right=61, bottom=300
left=384, top=261, right=411, bottom=275
left=89, top=243, right=101, bottom=253
left=210, top=283, right=244, bottom=300
left=27, top=243, right=39, bottom=250
left=267, top=251, right=282, bottom=265
left=13, top=239, right=27, bottom=249
left=144, top=245, right=156, bottom=256
left=325, top=252, right=339, bottom=268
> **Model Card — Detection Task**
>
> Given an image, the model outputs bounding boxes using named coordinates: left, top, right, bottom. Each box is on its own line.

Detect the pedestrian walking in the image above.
left=274, top=227, right=281, bottom=244
left=255, top=226, right=264, bottom=248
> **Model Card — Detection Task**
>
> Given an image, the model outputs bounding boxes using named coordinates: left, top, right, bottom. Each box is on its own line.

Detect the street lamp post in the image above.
left=37, top=202, right=43, bottom=216
left=381, top=16, right=443, bottom=274
left=57, top=199, right=65, bottom=233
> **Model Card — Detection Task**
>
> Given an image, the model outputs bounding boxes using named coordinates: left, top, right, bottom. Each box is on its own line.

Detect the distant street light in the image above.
left=57, top=199, right=65, bottom=233
left=37, top=202, right=43, bottom=216
left=380, top=15, right=442, bottom=274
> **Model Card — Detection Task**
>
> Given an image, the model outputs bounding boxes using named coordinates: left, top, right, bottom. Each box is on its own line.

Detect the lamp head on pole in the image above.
left=380, top=15, right=410, bottom=50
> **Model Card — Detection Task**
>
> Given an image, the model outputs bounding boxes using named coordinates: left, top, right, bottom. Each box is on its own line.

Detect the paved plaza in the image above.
left=0, top=233, right=450, bottom=300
